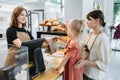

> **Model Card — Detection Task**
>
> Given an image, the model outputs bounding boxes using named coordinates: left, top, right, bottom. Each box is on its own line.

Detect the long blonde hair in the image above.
left=67, top=19, right=85, bottom=37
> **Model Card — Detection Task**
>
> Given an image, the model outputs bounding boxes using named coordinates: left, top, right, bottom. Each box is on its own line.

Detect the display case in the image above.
left=0, top=45, right=29, bottom=80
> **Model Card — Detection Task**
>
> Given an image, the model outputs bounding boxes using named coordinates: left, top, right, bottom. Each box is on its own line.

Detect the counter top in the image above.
left=33, top=52, right=64, bottom=80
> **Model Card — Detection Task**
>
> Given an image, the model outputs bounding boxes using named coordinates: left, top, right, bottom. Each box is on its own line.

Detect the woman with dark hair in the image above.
left=74, top=10, right=111, bottom=80
left=6, top=6, right=34, bottom=48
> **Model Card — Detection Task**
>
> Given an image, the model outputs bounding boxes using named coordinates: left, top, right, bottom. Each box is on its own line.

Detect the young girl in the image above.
left=53, top=19, right=85, bottom=80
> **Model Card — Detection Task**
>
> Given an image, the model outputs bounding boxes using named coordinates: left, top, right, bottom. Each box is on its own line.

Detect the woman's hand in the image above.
left=73, top=60, right=87, bottom=69
left=73, top=60, right=98, bottom=69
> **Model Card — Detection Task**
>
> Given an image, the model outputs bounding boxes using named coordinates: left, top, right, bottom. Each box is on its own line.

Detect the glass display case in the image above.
left=0, top=44, right=29, bottom=80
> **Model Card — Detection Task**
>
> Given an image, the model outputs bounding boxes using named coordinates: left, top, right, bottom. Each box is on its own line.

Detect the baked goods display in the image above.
left=53, top=24, right=66, bottom=32
left=39, top=19, right=66, bottom=32
left=39, top=19, right=59, bottom=26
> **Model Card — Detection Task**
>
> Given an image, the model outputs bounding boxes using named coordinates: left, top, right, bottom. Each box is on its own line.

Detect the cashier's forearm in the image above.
left=12, top=38, right=22, bottom=48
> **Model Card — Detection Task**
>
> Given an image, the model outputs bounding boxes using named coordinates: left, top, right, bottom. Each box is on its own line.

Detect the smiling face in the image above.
left=10, top=6, right=28, bottom=27
left=17, top=10, right=27, bottom=25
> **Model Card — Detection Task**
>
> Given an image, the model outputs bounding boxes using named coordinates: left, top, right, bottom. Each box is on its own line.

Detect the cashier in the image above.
left=6, top=6, right=34, bottom=48
left=5, top=6, right=51, bottom=66
left=5, top=6, right=35, bottom=66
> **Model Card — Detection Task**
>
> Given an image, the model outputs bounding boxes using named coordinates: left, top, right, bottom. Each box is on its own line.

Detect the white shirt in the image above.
left=83, top=32, right=111, bottom=80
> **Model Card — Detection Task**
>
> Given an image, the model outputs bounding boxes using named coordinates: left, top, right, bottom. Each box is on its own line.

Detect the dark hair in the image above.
left=10, top=6, right=28, bottom=27
left=87, top=10, right=106, bottom=27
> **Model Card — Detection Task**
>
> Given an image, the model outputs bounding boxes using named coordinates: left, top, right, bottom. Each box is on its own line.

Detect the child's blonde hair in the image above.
left=67, top=19, right=85, bottom=37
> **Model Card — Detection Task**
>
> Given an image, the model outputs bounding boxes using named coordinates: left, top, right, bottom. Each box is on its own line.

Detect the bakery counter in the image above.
left=37, top=31, right=67, bottom=38
left=33, top=52, right=64, bottom=80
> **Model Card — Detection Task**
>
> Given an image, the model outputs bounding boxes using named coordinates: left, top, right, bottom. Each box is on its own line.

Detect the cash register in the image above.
left=22, top=38, right=46, bottom=78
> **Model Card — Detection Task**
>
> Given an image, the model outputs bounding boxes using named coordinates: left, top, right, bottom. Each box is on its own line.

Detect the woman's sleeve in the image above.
left=95, top=35, right=111, bottom=72
left=6, top=28, right=18, bottom=43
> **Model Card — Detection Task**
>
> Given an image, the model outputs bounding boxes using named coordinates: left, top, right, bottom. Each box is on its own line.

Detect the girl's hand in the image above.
left=52, top=68, right=60, bottom=74
left=73, top=60, right=87, bottom=69
left=53, top=36, right=60, bottom=40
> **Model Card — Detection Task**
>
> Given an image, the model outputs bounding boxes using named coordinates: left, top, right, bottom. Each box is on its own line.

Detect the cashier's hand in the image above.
left=52, top=68, right=60, bottom=74
left=44, top=38, right=52, bottom=44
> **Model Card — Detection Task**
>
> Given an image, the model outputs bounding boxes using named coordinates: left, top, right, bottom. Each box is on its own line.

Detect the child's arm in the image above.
left=53, top=55, right=70, bottom=73
left=53, top=36, right=68, bottom=43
